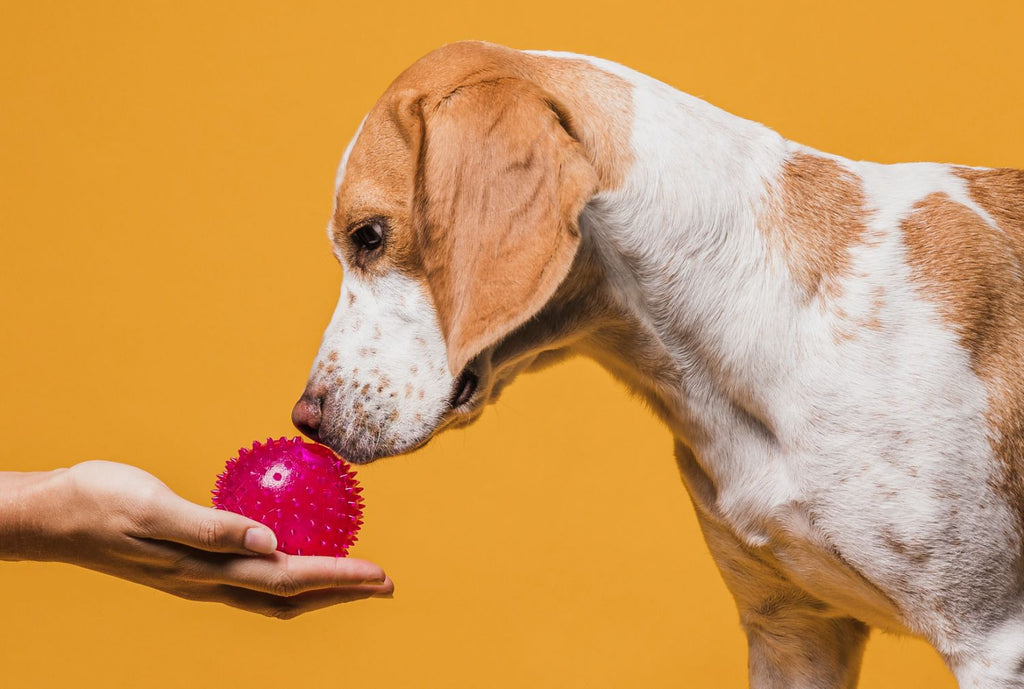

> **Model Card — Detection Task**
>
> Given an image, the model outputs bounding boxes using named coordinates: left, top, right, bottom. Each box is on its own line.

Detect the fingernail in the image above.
left=373, top=592, right=394, bottom=599
left=244, top=527, right=277, bottom=554
left=364, top=574, right=387, bottom=584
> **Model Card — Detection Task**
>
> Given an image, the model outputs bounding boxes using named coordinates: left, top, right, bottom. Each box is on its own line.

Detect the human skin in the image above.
left=0, top=460, right=393, bottom=618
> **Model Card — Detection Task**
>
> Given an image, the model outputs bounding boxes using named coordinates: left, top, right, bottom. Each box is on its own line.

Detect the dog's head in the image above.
left=292, top=42, right=609, bottom=463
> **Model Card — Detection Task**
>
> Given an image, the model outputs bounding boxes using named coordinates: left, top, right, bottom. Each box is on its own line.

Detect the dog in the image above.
left=291, top=41, right=1024, bottom=687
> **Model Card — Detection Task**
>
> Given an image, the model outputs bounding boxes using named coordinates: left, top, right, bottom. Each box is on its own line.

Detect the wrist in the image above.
left=0, top=469, right=70, bottom=561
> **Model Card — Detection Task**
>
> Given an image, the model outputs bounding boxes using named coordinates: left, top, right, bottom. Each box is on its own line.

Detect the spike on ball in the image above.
left=212, top=437, right=364, bottom=557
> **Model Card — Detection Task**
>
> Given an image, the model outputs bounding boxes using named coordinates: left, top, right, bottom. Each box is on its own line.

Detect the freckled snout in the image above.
left=296, top=270, right=463, bottom=463
left=291, top=388, right=324, bottom=443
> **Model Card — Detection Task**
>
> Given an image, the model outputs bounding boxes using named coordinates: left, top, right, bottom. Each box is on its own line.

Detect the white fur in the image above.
left=307, top=267, right=453, bottom=462
left=334, top=114, right=365, bottom=192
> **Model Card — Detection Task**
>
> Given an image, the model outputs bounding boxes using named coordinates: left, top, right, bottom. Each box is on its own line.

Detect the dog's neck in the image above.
left=570, top=65, right=801, bottom=460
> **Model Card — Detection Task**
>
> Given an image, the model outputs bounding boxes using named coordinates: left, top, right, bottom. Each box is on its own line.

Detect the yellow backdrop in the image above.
left=2, top=2, right=1021, bottom=687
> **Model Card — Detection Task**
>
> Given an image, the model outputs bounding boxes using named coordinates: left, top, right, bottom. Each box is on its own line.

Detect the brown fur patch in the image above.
left=901, top=193, right=1016, bottom=357
left=901, top=185, right=1024, bottom=539
left=759, top=153, right=869, bottom=302
left=330, top=42, right=634, bottom=373
left=957, top=167, right=1024, bottom=239
left=523, top=53, right=634, bottom=190
left=866, top=285, right=886, bottom=330
left=331, top=98, right=422, bottom=277
left=414, top=76, right=599, bottom=373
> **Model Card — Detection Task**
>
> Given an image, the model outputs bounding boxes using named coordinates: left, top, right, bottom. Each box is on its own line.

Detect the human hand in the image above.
left=5, top=460, right=393, bottom=618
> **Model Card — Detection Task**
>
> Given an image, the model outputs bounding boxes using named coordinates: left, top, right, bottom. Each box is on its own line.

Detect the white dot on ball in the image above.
left=260, top=463, right=290, bottom=488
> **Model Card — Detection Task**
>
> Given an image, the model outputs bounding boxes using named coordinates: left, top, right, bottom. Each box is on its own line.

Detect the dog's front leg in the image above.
left=742, top=608, right=869, bottom=689
left=675, top=443, right=869, bottom=688
left=702, top=512, right=869, bottom=689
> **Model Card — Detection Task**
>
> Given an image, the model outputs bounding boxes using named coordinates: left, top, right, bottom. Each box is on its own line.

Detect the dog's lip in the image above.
left=322, top=430, right=431, bottom=464
left=332, top=420, right=451, bottom=464
left=438, top=370, right=489, bottom=430
left=320, top=401, right=472, bottom=464
left=449, top=369, right=479, bottom=409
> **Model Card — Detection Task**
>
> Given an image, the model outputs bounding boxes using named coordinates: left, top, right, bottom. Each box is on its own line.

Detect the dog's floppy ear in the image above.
left=414, top=78, right=599, bottom=375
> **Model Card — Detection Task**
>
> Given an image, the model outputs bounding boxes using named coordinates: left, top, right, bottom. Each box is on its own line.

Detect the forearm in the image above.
left=0, top=469, right=67, bottom=561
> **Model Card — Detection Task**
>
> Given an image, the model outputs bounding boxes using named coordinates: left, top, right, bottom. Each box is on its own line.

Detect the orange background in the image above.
left=2, top=2, right=1021, bottom=687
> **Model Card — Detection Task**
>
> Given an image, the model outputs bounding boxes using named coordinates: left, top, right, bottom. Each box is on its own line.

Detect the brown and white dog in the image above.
left=291, top=41, right=1024, bottom=687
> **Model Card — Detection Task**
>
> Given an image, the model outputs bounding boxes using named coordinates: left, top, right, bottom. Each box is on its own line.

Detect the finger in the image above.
left=214, top=578, right=394, bottom=619
left=200, top=552, right=389, bottom=596
left=120, top=538, right=390, bottom=594
left=135, top=494, right=278, bottom=555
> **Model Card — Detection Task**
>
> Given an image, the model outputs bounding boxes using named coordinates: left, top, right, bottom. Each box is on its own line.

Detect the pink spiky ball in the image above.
left=212, top=437, right=364, bottom=557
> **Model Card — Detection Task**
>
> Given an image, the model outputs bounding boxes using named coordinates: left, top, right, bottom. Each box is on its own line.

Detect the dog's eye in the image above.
left=351, top=221, right=384, bottom=252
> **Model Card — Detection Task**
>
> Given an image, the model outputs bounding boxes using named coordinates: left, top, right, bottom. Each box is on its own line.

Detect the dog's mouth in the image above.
left=320, top=368, right=484, bottom=464
left=449, top=368, right=479, bottom=410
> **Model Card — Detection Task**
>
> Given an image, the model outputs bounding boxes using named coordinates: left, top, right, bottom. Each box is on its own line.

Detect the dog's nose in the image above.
left=291, top=389, right=324, bottom=443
